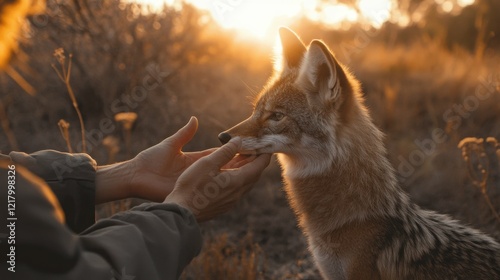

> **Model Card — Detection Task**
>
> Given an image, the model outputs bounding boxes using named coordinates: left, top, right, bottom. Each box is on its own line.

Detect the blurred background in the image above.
left=1, top=0, right=500, bottom=278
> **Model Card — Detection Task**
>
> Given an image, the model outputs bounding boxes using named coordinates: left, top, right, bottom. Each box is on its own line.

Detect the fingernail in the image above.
left=228, top=137, right=242, bottom=147
left=186, top=116, right=197, bottom=127
left=229, top=136, right=241, bottom=143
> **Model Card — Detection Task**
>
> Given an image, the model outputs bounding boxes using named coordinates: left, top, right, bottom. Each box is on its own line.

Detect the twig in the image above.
left=458, top=137, right=500, bottom=225
left=481, top=185, right=500, bottom=224
left=57, top=119, right=73, bottom=153
left=52, top=49, right=87, bottom=153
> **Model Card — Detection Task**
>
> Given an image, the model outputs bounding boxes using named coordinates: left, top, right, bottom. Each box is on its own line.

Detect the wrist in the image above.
left=164, top=195, right=193, bottom=215
left=95, top=160, right=135, bottom=204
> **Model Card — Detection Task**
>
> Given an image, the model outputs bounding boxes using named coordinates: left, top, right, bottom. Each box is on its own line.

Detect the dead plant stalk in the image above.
left=52, top=51, right=86, bottom=153
left=459, top=137, right=500, bottom=225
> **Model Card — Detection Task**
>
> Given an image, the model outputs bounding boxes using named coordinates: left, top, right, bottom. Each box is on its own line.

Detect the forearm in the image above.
left=95, top=158, right=173, bottom=203
left=95, top=160, right=134, bottom=204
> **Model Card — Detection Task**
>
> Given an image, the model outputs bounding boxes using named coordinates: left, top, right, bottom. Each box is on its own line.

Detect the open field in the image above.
left=1, top=1, right=499, bottom=279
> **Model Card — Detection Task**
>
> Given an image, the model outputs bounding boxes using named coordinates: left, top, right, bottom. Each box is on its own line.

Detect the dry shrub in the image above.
left=182, top=233, right=265, bottom=280
left=459, top=137, right=500, bottom=225
left=95, top=199, right=132, bottom=220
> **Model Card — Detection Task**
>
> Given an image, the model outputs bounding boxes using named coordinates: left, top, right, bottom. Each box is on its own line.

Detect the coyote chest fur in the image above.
left=219, top=28, right=500, bottom=279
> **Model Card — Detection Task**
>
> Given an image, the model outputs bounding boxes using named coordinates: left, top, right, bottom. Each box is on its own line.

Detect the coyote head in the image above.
left=219, top=28, right=375, bottom=175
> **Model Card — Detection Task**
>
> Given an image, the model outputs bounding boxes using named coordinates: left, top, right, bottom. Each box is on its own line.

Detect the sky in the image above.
left=131, top=0, right=476, bottom=40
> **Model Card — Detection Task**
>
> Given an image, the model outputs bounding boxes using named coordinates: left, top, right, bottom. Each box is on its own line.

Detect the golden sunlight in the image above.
left=457, top=0, right=476, bottom=7
left=130, top=0, right=175, bottom=11
left=188, top=0, right=302, bottom=39
left=358, top=0, right=393, bottom=28
left=130, top=0, right=478, bottom=42
left=305, top=3, right=358, bottom=28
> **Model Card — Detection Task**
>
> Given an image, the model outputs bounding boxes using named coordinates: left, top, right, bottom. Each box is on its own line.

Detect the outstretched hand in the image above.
left=96, top=117, right=215, bottom=203
left=164, top=137, right=272, bottom=222
left=129, top=117, right=216, bottom=202
left=95, top=116, right=271, bottom=209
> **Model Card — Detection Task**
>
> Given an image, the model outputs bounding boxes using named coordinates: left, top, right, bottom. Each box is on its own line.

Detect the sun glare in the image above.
left=130, top=0, right=477, bottom=42
left=358, top=0, right=393, bottom=28
left=457, top=0, right=475, bottom=7
left=188, top=0, right=302, bottom=39
left=306, top=3, right=358, bottom=28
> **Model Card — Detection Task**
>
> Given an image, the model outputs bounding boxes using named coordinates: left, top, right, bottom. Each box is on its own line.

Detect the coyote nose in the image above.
left=218, top=132, right=232, bottom=144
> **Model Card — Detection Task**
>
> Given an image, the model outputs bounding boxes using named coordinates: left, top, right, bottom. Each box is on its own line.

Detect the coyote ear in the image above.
left=297, top=40, right=341, bottom=107
left=279, top=27, right=306, bottom=70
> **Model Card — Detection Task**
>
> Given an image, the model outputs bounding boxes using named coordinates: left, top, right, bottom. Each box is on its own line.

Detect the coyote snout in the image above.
left=219, top=27, right=500, bottom=279
left=218, top=111, right=303, bottom=156
left=217, top=132, right=231, bottom=144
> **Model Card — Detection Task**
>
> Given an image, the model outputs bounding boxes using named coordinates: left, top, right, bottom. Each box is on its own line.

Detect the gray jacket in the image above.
left=0, top=151, right=202, bottom=279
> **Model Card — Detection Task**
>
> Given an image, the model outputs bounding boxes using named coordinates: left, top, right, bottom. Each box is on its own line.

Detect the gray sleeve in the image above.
left=0, top=161, right=202, bottom=280
left=7, top=150, right=97, bottom=233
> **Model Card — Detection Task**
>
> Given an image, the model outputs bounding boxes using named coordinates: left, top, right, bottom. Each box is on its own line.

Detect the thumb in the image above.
left=168, top=116, right=198, bottom=150
left=207, top=137, right=242, bottom=168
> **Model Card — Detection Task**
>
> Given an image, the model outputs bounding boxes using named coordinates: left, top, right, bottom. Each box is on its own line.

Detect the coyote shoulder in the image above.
left=219, top=28, right=500, bottom=279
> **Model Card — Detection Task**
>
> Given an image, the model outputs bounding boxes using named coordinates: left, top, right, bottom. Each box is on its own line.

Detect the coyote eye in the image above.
left=269, top=112, right=284, bottom=122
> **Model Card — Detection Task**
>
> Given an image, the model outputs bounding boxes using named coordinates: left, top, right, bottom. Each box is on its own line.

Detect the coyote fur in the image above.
left=218, top=28, right=500, bottom=279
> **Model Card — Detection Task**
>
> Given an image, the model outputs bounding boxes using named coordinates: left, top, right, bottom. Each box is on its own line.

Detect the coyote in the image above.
left=218, top=28, right=500, bottom=279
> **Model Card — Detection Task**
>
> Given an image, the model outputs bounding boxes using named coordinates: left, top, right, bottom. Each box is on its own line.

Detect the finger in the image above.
left=205, top=137, right=242, bottom=168
left=185, top=148, right=218, bottom=160
left=229, top=153, right=271, bottom=184
left=184, top=148, right=218, bottom=165
left=231, top=157, right=255, bottom=169
left=223, top=154, right=254, bottom=169
left=167, top=116, right=199, bottom=150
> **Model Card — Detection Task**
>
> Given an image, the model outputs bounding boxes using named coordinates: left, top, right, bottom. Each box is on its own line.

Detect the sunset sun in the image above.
left=183, top=0, right=303, bottom=39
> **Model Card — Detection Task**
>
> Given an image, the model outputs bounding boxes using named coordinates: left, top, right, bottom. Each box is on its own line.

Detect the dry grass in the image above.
left=57, top=119, right=72, bottom=153
left=182, top=233, right=265, bottom=280
left=95, top=199, right=132, bottom=220
left=52, top=48, right=87, bottom=153
left=114, top=112, right=138, bottom=158
left=459, top=137, right=500, bottom=225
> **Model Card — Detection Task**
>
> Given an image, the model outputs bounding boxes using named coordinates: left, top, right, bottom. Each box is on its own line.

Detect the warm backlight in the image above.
left=131, top=0, right=476, bottom=42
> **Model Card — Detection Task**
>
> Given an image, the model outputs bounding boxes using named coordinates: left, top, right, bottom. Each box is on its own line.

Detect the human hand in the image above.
left=96, top=117, right=215, bottom=203
left=129, top=117, right=218, bottom=201
left=164, top=137, right=272, bottom=222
